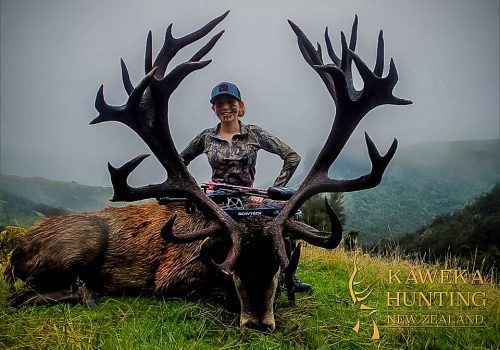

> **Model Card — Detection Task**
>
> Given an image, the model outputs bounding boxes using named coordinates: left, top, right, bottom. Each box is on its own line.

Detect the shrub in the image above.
left=0, top=226, right=27, bottom=260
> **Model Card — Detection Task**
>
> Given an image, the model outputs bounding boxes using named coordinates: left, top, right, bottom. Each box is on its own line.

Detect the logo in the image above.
left=218, top=84, right=228, bottom=92
left=347, top=256, right=493, bottom=341
left=349, top=258, right=380, bottom=340
left=236, top=211, right=262, bottom=216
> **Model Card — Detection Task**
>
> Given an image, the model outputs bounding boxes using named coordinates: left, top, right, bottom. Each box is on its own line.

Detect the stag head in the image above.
left=91, top=13, right=411, bottom=332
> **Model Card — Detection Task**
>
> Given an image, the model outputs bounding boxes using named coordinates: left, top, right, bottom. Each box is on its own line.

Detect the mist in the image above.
left=1, top=0, right=499, bottom=187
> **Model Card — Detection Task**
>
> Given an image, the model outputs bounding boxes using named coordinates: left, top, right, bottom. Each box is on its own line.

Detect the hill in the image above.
left=0, top=190, right=67, bottom=228
left=394, top=183, right=500, bottom=271
left=0, top=174, right=113, bottom=212
left=338, top=139, right=500, bottom=243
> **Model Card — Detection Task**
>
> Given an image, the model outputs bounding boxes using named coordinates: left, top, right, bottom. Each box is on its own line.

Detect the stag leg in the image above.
left=9, top=279, right=97, bottom=309
left=288, top=240, right=312, bottom=294
left=282, top=240, right=311, bottom=302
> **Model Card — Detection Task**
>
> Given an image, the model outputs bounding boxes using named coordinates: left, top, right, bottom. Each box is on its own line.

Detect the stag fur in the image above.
left=6, top=203, right=234, bottom=302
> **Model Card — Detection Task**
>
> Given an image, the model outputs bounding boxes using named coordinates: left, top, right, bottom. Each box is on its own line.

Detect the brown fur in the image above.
left=6, top=201, right=237, bottom=304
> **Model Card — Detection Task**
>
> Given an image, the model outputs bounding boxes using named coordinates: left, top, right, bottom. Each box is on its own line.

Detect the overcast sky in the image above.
left=1, top=0, right=499, bottom=187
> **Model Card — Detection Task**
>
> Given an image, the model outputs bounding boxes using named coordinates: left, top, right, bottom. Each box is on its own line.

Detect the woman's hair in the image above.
left=238, top=101, right=246, bottom=118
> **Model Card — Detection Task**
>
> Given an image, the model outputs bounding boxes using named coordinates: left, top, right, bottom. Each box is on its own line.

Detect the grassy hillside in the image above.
left=0, top=174, right=113, bottom=212
left=0, top=190, right=67, bottom=228
left=341, top=139, right=500, bottom=243
left=394, top=184, right=500, bottom=272
left=1, top=246, right=498, bottom=349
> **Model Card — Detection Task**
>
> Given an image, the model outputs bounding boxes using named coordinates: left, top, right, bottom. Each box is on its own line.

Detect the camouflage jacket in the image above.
left=180, top=122, right=301, bottom=187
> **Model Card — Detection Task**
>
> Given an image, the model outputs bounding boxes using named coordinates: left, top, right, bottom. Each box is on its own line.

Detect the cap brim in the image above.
left=210, top=93, right=241, bottom=104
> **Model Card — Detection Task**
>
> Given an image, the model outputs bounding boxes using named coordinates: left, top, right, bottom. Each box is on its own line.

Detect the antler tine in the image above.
left=153, top=10, right=229, bottom=78
left=270, top=16, right=412, bottom=269
left=152, top=29, right=226, bottom=97
left=349, top=15, right=358, bottom=51
left=90, top=67, right=157, bottom=130
left=107, top=154, right=155, bottom=202
left=326, top=15, right=360, bottom=101
left=145, top=31, right=153, bottom=74
left=120, top=58, right=134, bottom=95
left=316, top=42, right=324, bottom=64
left=284, top=198, right=342, bottom=248
left=349, top=49, right=413, bottom=107
left=91, top=85, right=125, bottom=125
left=127, top=67, right=157, bottom=113
left=159, top=60, right=213, bottom=98
left=161, top=213, right=225, bottom=243
left=340, top=31, right=349, bottom=72
left=374, top=30, right=384, bottom=77
left=340, top=28, right=362, bottom=100
left=325, top=27, right=341, bottom=66
left=289, top=20, right=337, bottom=103
left=190, top=30, right=225, bottom=62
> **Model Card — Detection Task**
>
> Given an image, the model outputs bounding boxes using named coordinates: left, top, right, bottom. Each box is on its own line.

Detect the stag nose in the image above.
left=241, top=317, right=276, bottom=333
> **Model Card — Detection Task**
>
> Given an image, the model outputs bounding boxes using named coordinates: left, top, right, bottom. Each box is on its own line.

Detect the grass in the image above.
left=0, top=246, right=498, bottom=350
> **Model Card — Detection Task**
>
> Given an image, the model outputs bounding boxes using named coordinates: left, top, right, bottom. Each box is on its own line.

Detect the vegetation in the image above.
left=292, top=139, right=500, bottom=243
left=342, top=139, right=500, bottom=243
left=0, top=190, right=67, bottom=228
left=0, top=226, right=27, bottom=262
left=392, top=183, right=500, bottom=273
left=0, top=245, right=498, bottom=349
left=300, top=193, right=345, bottom=232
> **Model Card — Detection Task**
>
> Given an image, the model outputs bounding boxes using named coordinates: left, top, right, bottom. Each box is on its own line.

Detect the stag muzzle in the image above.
left=233, top=270, right=280, bottom=332
left=240, top=313, right=276, bottom=333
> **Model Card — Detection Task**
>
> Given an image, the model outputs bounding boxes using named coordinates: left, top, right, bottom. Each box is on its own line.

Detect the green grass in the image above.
left=1, top=247, right=498, bottom=350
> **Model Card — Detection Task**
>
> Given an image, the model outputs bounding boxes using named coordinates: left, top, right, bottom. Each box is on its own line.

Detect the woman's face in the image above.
left=212, top=95, right=242, bottom=124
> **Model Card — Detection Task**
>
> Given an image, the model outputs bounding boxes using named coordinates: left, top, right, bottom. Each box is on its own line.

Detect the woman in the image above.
left=180, top=82, right=300, bottom=188
left=180, top=82, right=311, bottom=293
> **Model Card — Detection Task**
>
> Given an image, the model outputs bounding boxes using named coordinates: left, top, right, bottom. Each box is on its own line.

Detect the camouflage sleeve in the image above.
left=179, top=130, right=207, bottom=166
left=253, top=126, right=301, bottom=187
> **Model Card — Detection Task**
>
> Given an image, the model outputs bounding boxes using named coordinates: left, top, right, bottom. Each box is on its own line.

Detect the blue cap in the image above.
left=210, top=82, right=241, bottom=103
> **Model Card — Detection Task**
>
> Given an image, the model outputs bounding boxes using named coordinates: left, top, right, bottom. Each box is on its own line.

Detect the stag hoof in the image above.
left=8, top=289, right=34, bottom=308
left=78, top=282, right=98, bottom=309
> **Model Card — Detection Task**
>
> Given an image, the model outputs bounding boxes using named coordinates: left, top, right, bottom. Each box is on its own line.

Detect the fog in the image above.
left=1, top=0, right=499, bottom=187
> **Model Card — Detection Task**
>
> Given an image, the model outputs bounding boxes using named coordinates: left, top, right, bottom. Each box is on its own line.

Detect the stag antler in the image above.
left=269, top=16, right=412, bottom=269
left=91, top=12, right=244, bottom=274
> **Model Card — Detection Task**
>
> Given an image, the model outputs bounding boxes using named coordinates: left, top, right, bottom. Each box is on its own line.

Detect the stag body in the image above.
left=5, top=13, right=411, bottom=332
left=6, top=202, right=282, bottom=331
left=6, top=203, right=222, bottom=298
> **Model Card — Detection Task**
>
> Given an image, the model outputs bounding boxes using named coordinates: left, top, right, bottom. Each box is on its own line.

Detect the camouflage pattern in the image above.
left=180, top=122, right=300, bottom=187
